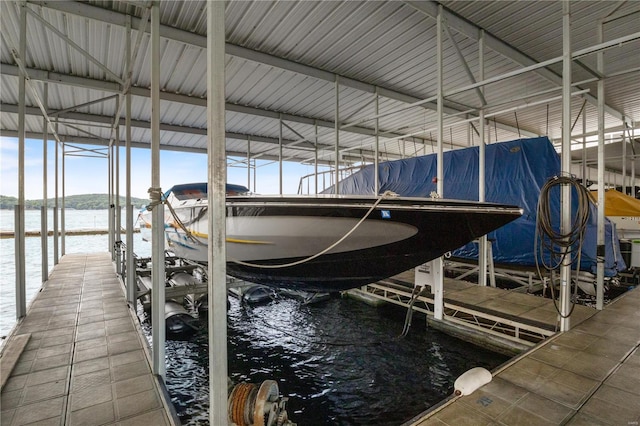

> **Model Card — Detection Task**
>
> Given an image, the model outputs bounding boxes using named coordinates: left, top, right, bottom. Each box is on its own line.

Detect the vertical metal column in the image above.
left=559, top=2, right=572, bottom=331
left=582, top=109, right=587, bottom=185
left=595, top=19, right=606, bottom=311
left=279, top=116, right=283, bottom=195
left=150, top=1, right=166, bottom=379
left=61, top=143, right=66, bottom=256
left=434, top=5, right=445, bottom=321
left=247, top=137, right=251, bottom=192
left=125, top=16, right=135, bottom=306
left=374, top=88, right=380, bottom=195
left=108, top=142, right=114, bottom=258
left=632, top=127, right=636, bottom=196
left=478, top=30, right=488, bottom=287
left=53, top=126, right=59, bottom=265
left=41, top=82, right=49, bottom=283
left=314, top=121, right=318, bottom=195
left=335, top=76, right=340, bottom=194
left=436, top=5, right=444, bottom=198
left=15, top=1, right=27, bottom=319
left=115, top=101, right=121, bottom=249
left=622, top=131, right=627, bottom=195
left=207, top=1, right=228, bottom=423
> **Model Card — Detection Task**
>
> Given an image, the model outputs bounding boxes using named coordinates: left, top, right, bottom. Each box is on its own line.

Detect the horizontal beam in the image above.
left=24, top=1, right=534, bottom=138
left=1, top=62, right=425, bottom=143
left=0, top=128, right=311, bottom=164
left=404, top=0, right=632, bottom=127
left=0, top=104, right=403, bottom=165
left=0, top=102, right=313, bottom=148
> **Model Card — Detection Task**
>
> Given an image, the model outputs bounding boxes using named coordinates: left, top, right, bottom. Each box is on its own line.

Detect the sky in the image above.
left=0, top=136, right=331, bottom=200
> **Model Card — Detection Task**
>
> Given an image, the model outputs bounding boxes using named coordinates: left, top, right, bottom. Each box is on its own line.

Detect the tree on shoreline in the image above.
left=0, top=194, right=147, bottom=210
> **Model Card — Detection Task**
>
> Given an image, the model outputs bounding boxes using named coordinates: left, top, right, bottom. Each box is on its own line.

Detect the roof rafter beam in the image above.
left=24, top=6, right=124, bottom=85
left=0, top=62, right=432, bottom=143
left=0, top=129, right=341, bottom=166
left=404, top=0, right=633, bottom=127
left=442, top=17, right=487, bottom=106
left=25, top=0, right=532, bottom=138
left=0, top=102, right=314, bottom=148
left=0, top=103, right=407, bottom=165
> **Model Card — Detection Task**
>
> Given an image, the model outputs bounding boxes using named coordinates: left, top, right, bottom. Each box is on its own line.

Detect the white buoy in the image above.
left=454, top=367, right=492, bottom=396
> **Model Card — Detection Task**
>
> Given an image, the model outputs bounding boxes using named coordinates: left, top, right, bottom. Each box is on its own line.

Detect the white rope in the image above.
left=145, top=187, right=164, bottom=211
left=146, top=186, right=205, bottom=246
left=229, top=191, right=398, bottom=269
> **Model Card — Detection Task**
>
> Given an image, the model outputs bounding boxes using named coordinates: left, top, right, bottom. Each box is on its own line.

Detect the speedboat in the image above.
left=143, top=183, right=522, bottom=292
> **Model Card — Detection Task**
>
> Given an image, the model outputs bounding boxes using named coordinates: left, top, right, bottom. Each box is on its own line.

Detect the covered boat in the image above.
left=590, top=189, right=640, bottom=240
left=327, top=136, right=626, bottom=276
left=146, top=184, right=522, bottom=292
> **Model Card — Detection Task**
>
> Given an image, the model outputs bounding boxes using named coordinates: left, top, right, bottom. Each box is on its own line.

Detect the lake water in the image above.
left=0, top=209, right=148, bottom=337
left=1, top=209, right=509, bottom=424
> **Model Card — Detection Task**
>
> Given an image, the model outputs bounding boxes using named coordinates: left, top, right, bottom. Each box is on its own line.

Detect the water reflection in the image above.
left=141, top=295, right=507, bottom=425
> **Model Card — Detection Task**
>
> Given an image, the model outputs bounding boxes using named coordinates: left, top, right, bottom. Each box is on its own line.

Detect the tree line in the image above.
left=0, top=194, right=148, bottom=210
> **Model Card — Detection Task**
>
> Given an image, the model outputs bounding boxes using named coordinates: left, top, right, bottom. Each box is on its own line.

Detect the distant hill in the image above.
left=0, top=194, right=148, bottom=210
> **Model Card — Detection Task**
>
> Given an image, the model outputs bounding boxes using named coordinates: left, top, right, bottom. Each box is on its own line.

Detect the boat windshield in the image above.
left=166, top=183, right=249, bottom=201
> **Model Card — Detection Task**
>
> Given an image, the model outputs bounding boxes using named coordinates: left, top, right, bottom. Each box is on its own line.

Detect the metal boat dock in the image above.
left=351, top=270, right=598, bottom=354
left=406, top=285, right=640, bottom=425
left=0, top=253, right=175, bottom=425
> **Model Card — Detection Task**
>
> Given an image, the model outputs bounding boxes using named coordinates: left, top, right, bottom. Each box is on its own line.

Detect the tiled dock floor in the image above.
left=388, top=270, right=596, bottom=330
left=409, top=285, right=640, bottom=425
left=1, top=253, right=174, bottom=426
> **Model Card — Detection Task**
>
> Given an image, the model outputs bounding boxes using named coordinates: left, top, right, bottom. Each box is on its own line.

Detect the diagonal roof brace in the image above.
left=404, top=0, right=633, bottom=128
left=25, top=0, right=535, bottom=138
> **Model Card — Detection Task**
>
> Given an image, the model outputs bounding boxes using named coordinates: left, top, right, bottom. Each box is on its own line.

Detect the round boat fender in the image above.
left=454, top=367, right=492, bottom=396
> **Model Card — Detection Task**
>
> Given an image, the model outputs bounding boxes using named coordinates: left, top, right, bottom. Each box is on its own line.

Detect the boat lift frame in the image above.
left=360, top=282, right=552, bottom=347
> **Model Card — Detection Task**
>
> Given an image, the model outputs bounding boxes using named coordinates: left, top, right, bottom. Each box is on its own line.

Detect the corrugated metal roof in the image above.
left=1, top=0, right=638, bottom=187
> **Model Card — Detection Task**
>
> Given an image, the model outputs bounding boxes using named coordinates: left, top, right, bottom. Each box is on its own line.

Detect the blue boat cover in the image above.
left=165, top=182, right=250, bottom=200
left=326, top=137, right=625, bottom=275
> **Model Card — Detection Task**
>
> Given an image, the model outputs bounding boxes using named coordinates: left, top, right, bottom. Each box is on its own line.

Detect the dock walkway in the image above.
left=1, top=253, right=175, bottom=426
left=409, top=285, right=640, bottom=425
left=358, top=271, right=597, bottom=353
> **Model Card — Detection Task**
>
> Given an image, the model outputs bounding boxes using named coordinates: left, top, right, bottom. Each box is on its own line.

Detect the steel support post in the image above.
left=109, top=142, right=115, bottom=258
left=436, top=5, right=444, bottom=197
left=632, top=128, right=636, bottom=194
left=560, top=2, right=572, bottom=331
left=41, top=83, right=49, bottom=283
left=40, top=204, right=47, bottom=281
left=596, top=20, right=606, bottom=311
left=335, top=76, right=340, bottom=194
left=53, top=127, right=59, bottom=265
left=14, top=1, right=27, bottom=319
left=374, top=89, right=380, bottom=195
left=247, top=137, right=251, bottom=191
left=315, top=122, right=319, bottom=195
left=108, top=142, right=112, bottom=256
left=115, top=104, right=121, bottom=250
left=279, top=115, right=283, bottom=195
left=478, top=30, right=488, bottom=287
left=61, top=143, right=66, bottom=256
left=125, top=18, right=135, bottom=306
left=582, top=107, right=587, bottom=186
left=622, top=130, right=627, bottom=195
left=432, top=257, right=444, bottom=320
left=150, top=1, right=166, bottom=380
left=433, top=4, right=445, bottom=320
left=207, top=1, right=228, bottom=424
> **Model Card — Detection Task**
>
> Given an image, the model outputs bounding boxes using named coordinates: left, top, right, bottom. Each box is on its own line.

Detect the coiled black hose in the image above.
left=535, top=174, right=592, bottom=318
left=535, top=174, right=591, bottom=270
